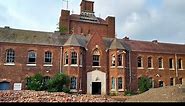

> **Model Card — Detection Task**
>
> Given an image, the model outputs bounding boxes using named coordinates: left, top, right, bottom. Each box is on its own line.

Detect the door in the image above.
left=0, top=82, right=10, bottom=90
left=92, top=82, right=101, bottom=95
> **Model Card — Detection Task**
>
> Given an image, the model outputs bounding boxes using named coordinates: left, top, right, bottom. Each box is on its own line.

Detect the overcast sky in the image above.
left=0, top=0, right=185, bottom=44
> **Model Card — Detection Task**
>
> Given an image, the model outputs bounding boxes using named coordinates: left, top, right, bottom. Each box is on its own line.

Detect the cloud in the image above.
left=0, top=0, right=184, bottom=44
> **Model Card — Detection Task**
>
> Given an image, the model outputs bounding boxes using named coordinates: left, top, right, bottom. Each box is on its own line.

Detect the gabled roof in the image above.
left=63, top=34, right=88, bottom=48
left=109, top=38, right=125, bottom=50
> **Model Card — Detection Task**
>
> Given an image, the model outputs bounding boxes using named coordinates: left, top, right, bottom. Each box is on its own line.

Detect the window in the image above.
left=28, top=51, right=36, bottom=64
left=169, top=58, right=174, bottom=69
left=179, top=78, right=183, bottom=84
left=118, top=54, right=123, bottom=66
left=64, top=52, right=68, bottom=65
left=71, top=51, right=77, bottom=65
left=158, top=57, right=163, bottom=68
left=148, top=57, right=153, bottom=68
left=118, top=77, right=122, bottom=89
left=93, top=49, right=100, bottom=66
left=178, top=59, right=183, bottom=69
left=159, top=81, right=164, bottom=87
left=111, top=54, right=116, bottom=66
left=44, top=51, right=52, bottom=64
left=80, top=53, right=83, bottom=66
left=111, top=77, right=115, bottom=89
left=170, top=78, right=174, bottom=86
left=6, top=49, right=15, bottom=63
left=137, top=56, right=143, bottom=68
left=70, top=77, right=77, bottom=89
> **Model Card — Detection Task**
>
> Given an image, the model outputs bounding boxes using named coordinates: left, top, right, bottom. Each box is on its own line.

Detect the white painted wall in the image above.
left=87, top=70, right=106, bottom=95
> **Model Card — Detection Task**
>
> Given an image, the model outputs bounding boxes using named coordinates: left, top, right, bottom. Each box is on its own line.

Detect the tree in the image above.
left=138, top=76, right=152, bottom=93
left=47, top=73, right=70, bottom=93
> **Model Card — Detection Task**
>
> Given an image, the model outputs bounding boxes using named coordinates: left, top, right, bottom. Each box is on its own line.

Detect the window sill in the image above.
left=178, top=69, right=184, bottom=71
left=70, top=64, right=78, bottom=67
left=117, top=66, right=124, bottom=69
left=118, top=89, right=124, bottom=92
left=79, top=65, right=83, bottom=67
left=64, top=64, right=69, bottom=67
left=158, top=68, right=164, bottom=70
left=137, top=67, right=144, bottom=69
left=92, top=66, right=101, bottom=68
left=26, top=64, right=36, bottom=67
left=169, top=68, right=175, bottom=70
left=43, top=64, right=53, bottom=67
left=4, top=63, right=15, bottom=66
left=70, top=89, right=77, bottom=92
left=110, top=89, right=116, bottom=92
left=110, top=66, right=116, bottom=69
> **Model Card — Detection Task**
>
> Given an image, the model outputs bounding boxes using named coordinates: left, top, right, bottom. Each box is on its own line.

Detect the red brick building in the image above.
left=0, top=0, right=185, bottom=95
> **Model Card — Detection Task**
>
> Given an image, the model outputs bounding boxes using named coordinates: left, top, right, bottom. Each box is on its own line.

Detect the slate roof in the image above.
left=109, top=38, right=125, bottom=50
left=63, top=34, right=88, bottom=48
left=0, top=27, right=57, bottom=46
left=0, top=27, right=185, bottom=54
left=123, top=39, right=185, bottom=54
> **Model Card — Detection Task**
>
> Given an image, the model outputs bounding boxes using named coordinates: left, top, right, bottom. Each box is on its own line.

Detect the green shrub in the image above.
left=47, top=73, right=70, bottom=92
left=124, top=90, right=134, bottom=96
left=138, top=76, right=152, bottom=93
left=26, top=73, right=45, bottom=91
left=110, top=91, right=118, bottom=96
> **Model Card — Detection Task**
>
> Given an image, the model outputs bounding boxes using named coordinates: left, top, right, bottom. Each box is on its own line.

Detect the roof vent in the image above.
left=152, top=40, right=158, bottom=43
left=4, top=26, right=10, bottom=29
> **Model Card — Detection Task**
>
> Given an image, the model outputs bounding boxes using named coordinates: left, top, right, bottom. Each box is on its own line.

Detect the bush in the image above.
left=47, top=73, right=70, bottom=92
left=124, top=90, right=135, bottom=96
left=138, top=76, right=152, bottom=93
left=26, top=73, right=45, bottom=91
left=110, top=91, right=118, bottom=96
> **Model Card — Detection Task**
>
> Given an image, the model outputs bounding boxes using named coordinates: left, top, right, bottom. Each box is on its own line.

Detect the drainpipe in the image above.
left=129, top=51, right=132, bottom=91
left=175, top=54, right=178, bottom=78
left=59, top=47, right=63, bottom=73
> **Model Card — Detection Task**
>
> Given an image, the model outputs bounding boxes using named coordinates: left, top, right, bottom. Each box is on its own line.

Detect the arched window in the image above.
left=6, top=49, right=15, bottom=63
left=118, top=54, right=123, bottom=66
left=93, top=49, right=100, bottom=66
left=148, top=57, right=153, bottom=68
left=158, top=57, right=163, bottom=68
left=118, top=77, right=123, bottom=89
left=64, top=52, right=68, bottom=65
left=28, top=51, right=36, bottom=64
left=70, top=76, right=77, bottom=89
left=44, top=51, right=52, bottom=64
left=71, top=51, right=77, bottom=65
left=137, top=56, right=143, bottom=68
left=111, top=54, right=116, bottom=66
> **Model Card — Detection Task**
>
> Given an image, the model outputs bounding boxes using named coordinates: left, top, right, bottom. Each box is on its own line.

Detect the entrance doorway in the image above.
left=92, top=82, right=101, bottom=95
